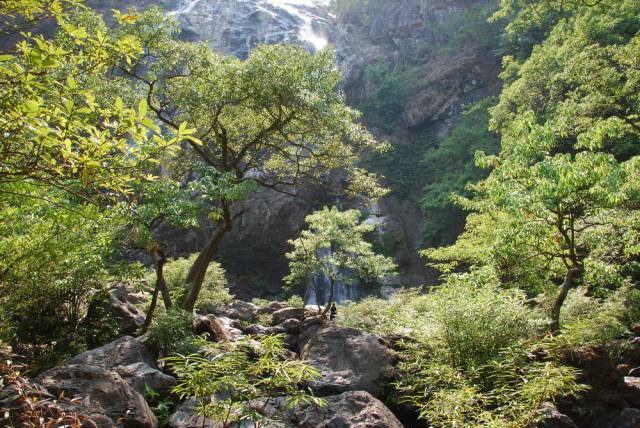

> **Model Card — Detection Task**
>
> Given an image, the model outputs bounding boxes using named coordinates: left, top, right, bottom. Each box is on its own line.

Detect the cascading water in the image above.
left=305, top=247, right=362, bottom=306
left=169, top=0, right=329, bottom=53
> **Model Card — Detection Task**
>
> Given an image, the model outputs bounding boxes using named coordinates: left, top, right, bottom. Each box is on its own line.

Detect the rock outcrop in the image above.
left=35, top=364, right=157, bottom=427
left=283, top=390, right=403, bottom=428
left=299, top=323, right=395, bottom=397
left=67, top=335, right=176, bottom=396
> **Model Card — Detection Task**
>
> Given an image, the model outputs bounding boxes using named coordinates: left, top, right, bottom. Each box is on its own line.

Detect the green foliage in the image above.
left=165, top=335, right=324, bottom=427
left=425, top=0, right=640, bottom=333
left=395, top=341, right=585, bottom=427
left=154, top=254, right=233, bottom=310
left=147, top=309, right=197, bottom=357
left=538, top=286, right=639, bottom=358
left=0, top=185, right=124, bottom=369
left=421, top=98, right=501, bottom=245
left=0, top=1, right=184, bottom=200
left=144, top=384, right=174, bottom=424
left=357, top=60, right=422, bottom=127
left=368, top=135, right=434, bottom=199
left=340, top=268, right=583, bottom=426
left=284, top=207, right=396, bottom=309
left=431, top=1, right=502, bottom=54
left=284, top=295, right=304, bottom=308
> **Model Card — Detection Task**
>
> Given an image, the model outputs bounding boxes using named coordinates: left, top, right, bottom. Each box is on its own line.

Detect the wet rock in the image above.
left=299, top=324, right=395, bottom=397
left=35, top=364, right=157, bottom=428
left=66, top=335, right=175, bottom=396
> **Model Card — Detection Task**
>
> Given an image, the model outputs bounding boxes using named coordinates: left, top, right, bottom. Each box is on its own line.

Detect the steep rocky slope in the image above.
left=87, top=0, right=503, bottom=296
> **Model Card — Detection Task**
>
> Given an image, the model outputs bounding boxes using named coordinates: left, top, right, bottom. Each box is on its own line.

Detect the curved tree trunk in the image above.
left=550, top=267, right=581, bottom=334
left=321, top=277, right=335, bottom=318
left=182, top=201, right=233, bottom=312
left=143, top=249, right=169, bottom=331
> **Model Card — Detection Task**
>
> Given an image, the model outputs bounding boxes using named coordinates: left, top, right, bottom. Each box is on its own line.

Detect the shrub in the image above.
left=165, top=335, right=324, bottom=427
left=152, top=254, right=233, bottom=310
left=537, top=286, right=633, bottom=358
left=147, top=309, right=197, bottom=356
left=284, top=295, right=304, bottom=308
left=430, top=269, right=539, bottom=369
left=394, top=339, right=586, bottom=427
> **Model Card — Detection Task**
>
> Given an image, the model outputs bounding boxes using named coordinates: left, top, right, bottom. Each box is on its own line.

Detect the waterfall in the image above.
left=263, top=0, right=329, bottom=51
left=168, top=0, right=205, bottom=16
left=306, top=247, right=362, bottom=306
left=169, top=0, right=329, bottom=52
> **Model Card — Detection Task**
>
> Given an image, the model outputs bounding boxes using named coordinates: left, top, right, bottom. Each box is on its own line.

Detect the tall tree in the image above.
left=118, top=10, right=386, bottom=311
left=284, top=207, right=395, bottom=317
left=426, top=0, right=640, bottom=332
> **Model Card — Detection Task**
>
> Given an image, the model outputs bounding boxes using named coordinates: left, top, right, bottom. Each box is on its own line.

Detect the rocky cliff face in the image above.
left=332, top=0, right=501, bottom=131
left=91, top=0, right=502, bottom=296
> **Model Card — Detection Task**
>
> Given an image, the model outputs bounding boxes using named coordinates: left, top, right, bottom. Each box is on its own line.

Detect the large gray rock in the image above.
left=167, top=398, right=216, bottom=428
left=67, top=335, right=176, bottom=396
left=106, top=284, right=148, bottom=334
left=535, top=402, right=577, bottom=428
left=299, top=324, right=395, bottom=397
left=226, top=300, right=259, bottom=322
left=35, top=364, right=157, bottom=428
left=609, top=408, right=640, bottom=428
left=284, top=390, right=402, bottom=428
left=271, top=307, right=304, bottom=325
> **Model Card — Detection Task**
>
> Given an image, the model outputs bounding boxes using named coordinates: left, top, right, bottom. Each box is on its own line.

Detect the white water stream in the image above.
left=169, top=0, right=329, bottom=51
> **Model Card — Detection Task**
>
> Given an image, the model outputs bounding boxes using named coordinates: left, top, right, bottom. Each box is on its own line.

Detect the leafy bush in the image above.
left=165, top=335, right=324, bottom=427
left=428, top=269, right=538, bottom=369
left=147, top=309, right=197, bottom=356
left=152, top=254, right=233, bottom=310
left=537, top=286, right=634, bottom=358
left=284, top=295, right=304, bottom=307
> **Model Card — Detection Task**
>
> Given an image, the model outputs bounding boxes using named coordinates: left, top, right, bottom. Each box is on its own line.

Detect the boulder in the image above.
left=299, top=324, right=395, bottom=397
left=271, top=307, right=304, bottom=325
left=167, top=398, right=216, bottom=428
left=106, top=284, right=148, bottom=335
left=67, top=335, right=175, bottom=396
left=609, top=408, right=640, bottom=428
left=35, top=364, right=157, bottom=428
left=226, top=300, right=259, bottom=322
left=629, top=367, right=640, bottom=377
left=257, top=301, right=287, bottom=314
left=283, top=390, right=402, bottom=428
left=280, top=318, right=302, bottom=334
left=535, top=402, right=577, bottom=428
left=194, top=315, right=235, bottom=342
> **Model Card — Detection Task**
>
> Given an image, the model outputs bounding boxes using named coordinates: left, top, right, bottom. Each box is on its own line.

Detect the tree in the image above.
left=284, top=207, right=396, bottom=316
left=426, top=0, right=640, bottom=333
left=0, top=1, right=192, bottom=202
left=118, top=9, right=387, bottom=311
left=120, top=162, right=251, bottom=329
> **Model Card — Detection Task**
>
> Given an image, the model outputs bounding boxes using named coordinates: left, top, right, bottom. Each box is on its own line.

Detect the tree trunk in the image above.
left=550, top=267, right=581, bottom=334
left=143, top=250, right=168, bottom=331
left=321, top=277, right=335, bottom=318
left=182, top=200, right=234, bottom=312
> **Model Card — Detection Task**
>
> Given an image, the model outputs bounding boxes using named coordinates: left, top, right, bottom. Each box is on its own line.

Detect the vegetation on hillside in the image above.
left=2, top=0, right=640, bottom=427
